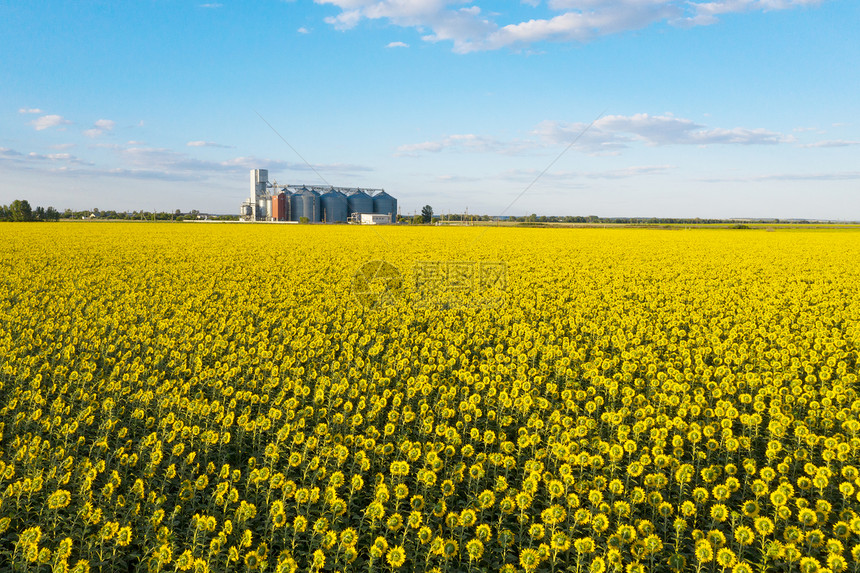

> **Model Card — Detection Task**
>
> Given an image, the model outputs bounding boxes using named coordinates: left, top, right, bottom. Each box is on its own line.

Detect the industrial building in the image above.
left=240, top=169, right=397, bottom=224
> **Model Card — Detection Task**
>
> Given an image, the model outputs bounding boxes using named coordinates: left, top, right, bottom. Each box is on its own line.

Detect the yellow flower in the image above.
left=115, top=526, right=132, bottom=547
left=466, top=539, right=484, bottom=561
left=386, top=545, right=406, bottom=568
left=520, top=548, right=540, bottom=572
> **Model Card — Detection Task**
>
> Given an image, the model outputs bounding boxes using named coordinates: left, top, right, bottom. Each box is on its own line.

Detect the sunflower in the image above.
left=799, top=556, right=821, bottom=573
left=754, top=517, right=775, bottom=536
left=716, top=547, right=737, bottom=568
left=520, top=548, right=540, bottom=572
left=466, top=539, right=484, bottom=561
left=551, top=531, right=570, bottom=552
left=386, top=545, right=406, bottom=569
left=734, top=525, right=754, bottom=546
left=453, top=508, right=474, bottom=529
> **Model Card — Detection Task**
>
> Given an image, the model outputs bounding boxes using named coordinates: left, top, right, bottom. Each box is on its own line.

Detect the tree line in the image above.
left=0, top=200, right=60, bottom=221
left=0, top=200, right=240, bottom=222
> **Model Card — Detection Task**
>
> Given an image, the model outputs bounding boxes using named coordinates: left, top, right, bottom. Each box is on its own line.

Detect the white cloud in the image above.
left=315, top=0, right=830, bottom=52
left=84, top=119, right=116, bottom=138
left=187, top=140, right=234, bottom=148
left=0, top=146, right=91, bottom=166
left=681, top=0, right=824, bottom=26
left=396, top=133, right=535, bottom=156
left=701, top=170, right=860, bottom=183
left=199, top=3, right=223, bottom=7
left=32, top=114, right=72, bottom=131
left=537, top=113, right=789, bottom=151
left=397, top=113, right=789, bottom=158
left=386, top=41, right=409, bottom=47
left=18, top=108, right=42, bottom=114
left=0, top=147, right=24, bottom=158
left=298, top=26, right=310, bottom=33
left=501, top=164, right=673, bottom=180
left=115, top=146, right=372, bottom=177
left=800, top=140, right=860, bottom=148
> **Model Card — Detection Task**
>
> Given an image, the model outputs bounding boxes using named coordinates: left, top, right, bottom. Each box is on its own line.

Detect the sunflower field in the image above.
left=1, top=223, right=859, bottom=573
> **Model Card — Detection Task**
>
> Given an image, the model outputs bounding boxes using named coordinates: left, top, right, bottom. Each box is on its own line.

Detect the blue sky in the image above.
left=1, top=0, right=858, bottom=219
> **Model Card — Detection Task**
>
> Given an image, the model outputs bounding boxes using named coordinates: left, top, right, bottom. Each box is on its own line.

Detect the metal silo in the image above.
left=290, top=187, right=321, bottom=222
left=347, top=189, right=373, bottom=218
left=372, top=191, right=397, bottom=223
left=271, top=191, right=289, bottom=221
left=320, top=189, right=348, bottom=223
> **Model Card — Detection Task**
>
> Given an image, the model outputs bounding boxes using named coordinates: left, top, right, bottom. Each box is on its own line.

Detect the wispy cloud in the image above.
left=18, top=108, right=43, bottom=114
left=0, top=147, right=24, bottom=158
left=27, top=151, right=93, bottom=165
left=386, top=41, right=409, bottom=48
left=699, top=171, right=860, bottom=183
left=800, top=139, right=860, bottom=148
left=536, top=113, right=790, bottom=152
left=187, top=140, right=234, bottom=148
left=316, top=0, right=829, bottom=52
left=83, top=119, right=116, bottom=138
left=396, top=134, right=508, bottom=156
left=397, top=113, right=789, bottom=157
left=31, top=114, right=72, bottom=131
left=0, top=146, right=91, bottom=166
left=2, top=142, right=372, bottom=181
left=199, top=3, right=222, bottom=8
left=500, top=164, right=674, bottom=182
left=297, top=26, right=310, bottom=34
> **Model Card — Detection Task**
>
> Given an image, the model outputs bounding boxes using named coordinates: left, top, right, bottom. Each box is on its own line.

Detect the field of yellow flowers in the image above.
left=1, top=222, right=859, bottom=573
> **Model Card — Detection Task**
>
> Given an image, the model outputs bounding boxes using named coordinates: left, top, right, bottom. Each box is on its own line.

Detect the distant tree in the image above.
left=299, top=216, right=310, bottom=224
left=45, top=206, right=60, bottom=221
left=412, top=215, right=423, bottom=225
left=421, top=205, right=433, bottom=224
left=9, top=200, right=33, bottom=222
left=34, top=206, right=46, bottom=221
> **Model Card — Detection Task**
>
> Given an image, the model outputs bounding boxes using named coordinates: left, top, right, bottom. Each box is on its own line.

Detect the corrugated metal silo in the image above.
left=347, top=189, right=374, bottom=218
left=272, top=192, right=291, bottom=221
left=372, top=191, right=397, bottom=223
left=320, top=189, right=348, bottom=223
left=290, top=187, right=321, bottom=222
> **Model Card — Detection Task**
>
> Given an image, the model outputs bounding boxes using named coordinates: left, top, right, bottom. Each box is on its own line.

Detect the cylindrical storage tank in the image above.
left=271, top=192, right=289, bottom=221
left=346, top=189, right=373, bottom=218
left=290, top=187, right=321, bottom=222
left=372, top=191, right=397, bottom=223
left=320, top=190, right=348, bottom=223
left=284, top=189, right=293, bottom=221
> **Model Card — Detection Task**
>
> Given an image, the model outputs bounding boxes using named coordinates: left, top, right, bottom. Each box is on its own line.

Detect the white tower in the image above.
left=250, top=169, right=269, bottom=221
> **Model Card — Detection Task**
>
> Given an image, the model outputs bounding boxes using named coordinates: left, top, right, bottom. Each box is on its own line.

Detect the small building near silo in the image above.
left=372, top=191, right=397, bottom=224
left=360, top=213, right=392, bottom=225
left=346, top=189, right=374, bottom=219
